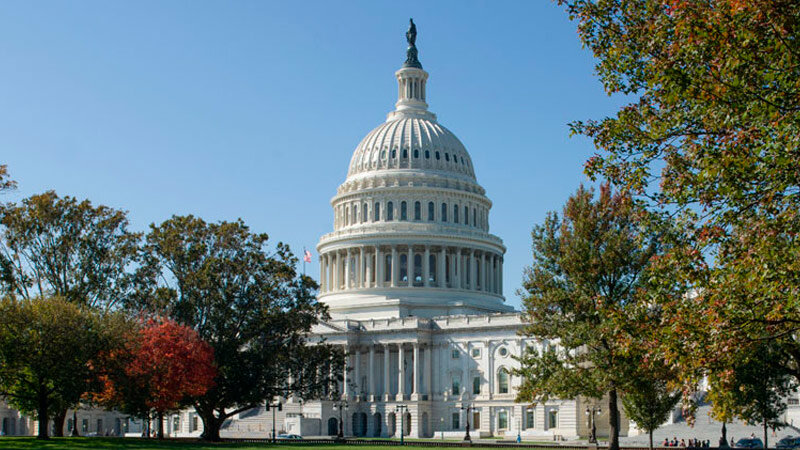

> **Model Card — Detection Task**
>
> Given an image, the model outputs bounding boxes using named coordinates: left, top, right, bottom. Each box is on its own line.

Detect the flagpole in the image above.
left=303, top=246, right=307, bottom=276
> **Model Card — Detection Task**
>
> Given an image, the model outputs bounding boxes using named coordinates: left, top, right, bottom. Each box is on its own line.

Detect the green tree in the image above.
left=0, top=296, right=127, bottom=439
left=558, top=0, right=800, bottom=384
left=132, top=215, right=342, bottom=441
left=516, top=185, right=659, bottom=450
left=622, top=375, right=679, bottom=450
left=706, top=343, right=795, bottom=448
left=0, top=191, right=140, bottom=434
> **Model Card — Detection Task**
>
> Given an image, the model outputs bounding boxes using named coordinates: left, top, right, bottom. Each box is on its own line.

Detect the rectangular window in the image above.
left=414, top=201, right=421, bottom=221
left=452, top=349, right=460, bottom=359
left=428, top=202, right=435, bottom=221
left=82, top=419, right=88, bottom=433
left=472, top=411, right=480, bottom=430
left=452, top=376, right=461, bottom=395
left=548, top=409, right=558, bottom=429
left=498, top=410, right=508, bottom=430
left=96, top=419, right=103, bottom=434
left=452, top=412, right=460, bottom=430
left=526, top=408, right=535, bottom=429
left=191, top=415, right=199, bottom=432
left=472, top=376, right=481, bottom=395
left=67, top=419, right=74, bottom=432
left=454, top=204, right=459, bottom=223
left=173, top=416, right=180, bottom=433
left=441, top=203, right=448, bottom=222
left=471, top=348, right=480, bottom=358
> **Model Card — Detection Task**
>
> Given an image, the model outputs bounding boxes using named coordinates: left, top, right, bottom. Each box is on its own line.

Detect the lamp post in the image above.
left=265, top=400, right=283, bottom=443
left=585, top=405, right=601, bottom=444
left=440, top=417, right=445, bottom=440
left=332, top=399, right=348, bottom=440
left=396, top=404, right=408, bottom=445
left=460, top=403, right=472, bottom=442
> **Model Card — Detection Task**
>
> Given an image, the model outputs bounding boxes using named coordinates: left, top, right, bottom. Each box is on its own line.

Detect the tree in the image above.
left=131, top=215, right=343, bottom=441
left=0, top=191, right=140, bottom=434
left=706, top=343, right=795, bottom=448
left=558, top=0, right=800, bottom=385
left=0, top=165, right=15, bottom=192
left=516, top=184, right=660, bottom=450
left=97, top=317, right=216, bottom=439
left=0, top=296, right=126, bottom=439
left=622, top=374, right=680, bottom=450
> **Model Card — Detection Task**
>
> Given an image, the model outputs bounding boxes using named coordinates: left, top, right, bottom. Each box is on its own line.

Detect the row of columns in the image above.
left=339, top=343, right=432, bottom=402
left=319, top=245, right=503, bottom=295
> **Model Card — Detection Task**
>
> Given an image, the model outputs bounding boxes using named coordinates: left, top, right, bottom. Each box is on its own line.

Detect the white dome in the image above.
left=347, top=117, right=476, bottom=181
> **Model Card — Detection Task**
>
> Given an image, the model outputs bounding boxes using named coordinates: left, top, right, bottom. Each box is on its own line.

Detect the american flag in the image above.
left=303, top=249, right=312, bottom=263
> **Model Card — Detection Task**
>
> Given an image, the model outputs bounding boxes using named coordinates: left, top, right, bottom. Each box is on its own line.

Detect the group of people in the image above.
left=662, top=437, right=713, bottom=448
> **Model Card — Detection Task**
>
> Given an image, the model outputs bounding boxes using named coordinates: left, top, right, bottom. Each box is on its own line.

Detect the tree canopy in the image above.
left=131, top=215, right=342, bottom=441
left=516, top=184, right=661, bottom=450
left=0, top=165, right=15, bottom=193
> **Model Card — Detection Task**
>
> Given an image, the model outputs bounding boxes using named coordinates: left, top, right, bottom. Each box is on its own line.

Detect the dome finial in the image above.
left=403, top=18, right=422, bottom=69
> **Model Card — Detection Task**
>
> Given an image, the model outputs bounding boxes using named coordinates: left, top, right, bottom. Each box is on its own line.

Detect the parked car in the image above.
left=277, top=434, right=303, bottom=440
left=735, top=438, right=764, bottom=449
left=777, top=436, right=800, bottom=449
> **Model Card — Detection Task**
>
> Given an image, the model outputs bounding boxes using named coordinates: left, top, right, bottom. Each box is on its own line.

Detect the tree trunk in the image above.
left=649, top=430, right=654, bottom=450
left=157, top=412, right=164, bottom=440
left=763, top=420, right=768, bottom=449
left=722, top=422, right=727, bottom=442
left=52, top=408, right=67, bottom=437
left=197, top=407, right=223, bottom=442
left=36, top=388, right=49, bottom=440
left=608, top=389, right=620, bottom=450
left=144, top=415, right=150, bottom=438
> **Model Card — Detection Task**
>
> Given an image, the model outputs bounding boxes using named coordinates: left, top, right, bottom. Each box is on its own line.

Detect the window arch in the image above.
left=387, top=202, right=394, bottom=221
left=400, top=201, right=407, bottom=221
left=498, top=368, right=509, bottom=394
left=441, top=203, right=448, bottom=222
left=414, top=201, right=421, bottom=221
left=428, top=202, right=435, bottom=221
left=374, top=203, right=381, bottom=222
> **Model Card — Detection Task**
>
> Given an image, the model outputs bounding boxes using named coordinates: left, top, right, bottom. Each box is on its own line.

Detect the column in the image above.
left=470, top=250, right=477, bottom=291
left=391, top=246, right=399, bottom=287
left=453, top=248, right=460, bottom=289
left=423, top=246, right=430, bottom=287
left=365, top=250, right=372, bottom=289
left=397, top=344, right=405, bottom=401
left=342, top=347, right=349, bottom=399
left=344, top=249, right=351, bottom=289
left=424, top=344, right=432, bottom=398
left=384, top=344, right=391, bottom=401
left=481, top=252, right=486, bottom=291
left=358, top=247, right=364, bottom=288
left=499, top=259, right=503, bottom=295
left=376, top=246, right=384, bottom=288
left=411, top=343, right=420, bottom=400
left=333, top=252, right=340, bottom=291
left=369, top=346, right=376, bottom=401
left=488, top=254, right=494, bottom=293
left=438, top=247, right=446, bottom=288
left=408, top=245, right=414, bottom=286
left=354, top=348, right=361, bottom=399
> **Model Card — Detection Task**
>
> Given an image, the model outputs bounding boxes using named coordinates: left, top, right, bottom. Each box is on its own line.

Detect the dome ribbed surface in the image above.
left=347, top=117, right=476, bottom=180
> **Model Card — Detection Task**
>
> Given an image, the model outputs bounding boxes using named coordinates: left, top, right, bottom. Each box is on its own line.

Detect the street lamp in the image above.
left=396, top=404, right=408, bottom=445
left=585, top=405, right=601, bottom=444
left=460, top=403, right=472, bottom=442
left=332, top=399, right=348, bottom=440
left=440, top=417, right=445, bottom=440
left=265, top=400, right=282, bottom=443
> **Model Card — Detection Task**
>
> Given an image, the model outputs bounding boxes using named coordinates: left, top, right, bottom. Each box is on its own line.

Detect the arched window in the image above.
left=498, top=369, right=509, bottom=394
left=473, top=208, right=477, bottom=227
left=414, top=149, right=419, bottom=158
left=345, top=206, right=350, bottom=226
left=402, top=149, right=408, bottom=158
left=414, top=201, right=421, bottom=221
left=445, top=153, right=450, bottom=162
left=454, top=205, right=459, bottom=224
left=464, top=206, right=469, bottom=225
left=400, top=254, right=408, bottom=282
left=428, top=202, right=435, bottom=221
left=429, top=254, right=437, bottom=284
left=363, top=203, right=368, bottom=223
left=352, top=204, right=358, bottom=224
left=391, top=149, right=397, bottom=158
left=413, top=254, right=422, bottom=284
left=425, top=150, right=430, bottom=159
left=385, top=254, right=392, bottom=282
left=435, top=151, right=441, bottom=160
left=400, top=201, right=407, bottom=221
left=374, top=203, right=381, bottom=222
left=441, top=203, right=448, bottom=222
left=387, top=202, right=394, bottom=221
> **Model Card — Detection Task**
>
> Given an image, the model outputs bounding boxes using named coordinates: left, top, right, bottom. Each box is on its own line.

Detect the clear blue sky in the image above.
left=1, top=1, right=626, bottom=310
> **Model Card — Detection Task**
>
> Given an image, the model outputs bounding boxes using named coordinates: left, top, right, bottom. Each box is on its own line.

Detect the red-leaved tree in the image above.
left=98, top=317, right=216, bottom=438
